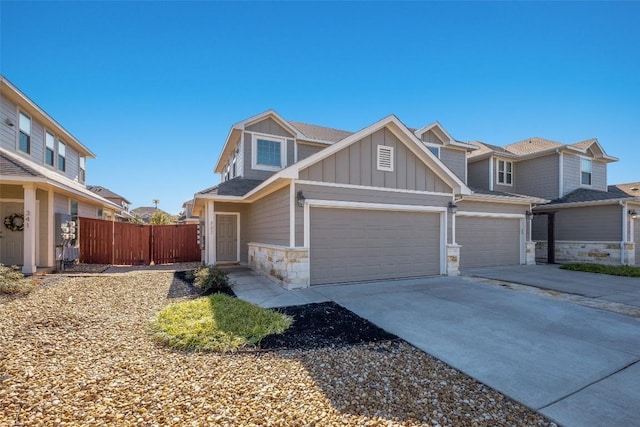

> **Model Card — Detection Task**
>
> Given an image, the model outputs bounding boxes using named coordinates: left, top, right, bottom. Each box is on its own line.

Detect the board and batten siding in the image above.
left=516, top=154, right=560, bottom=200
left=245, top=117, right=295, bottom=138
left=467, top=159, right=490, bottom=191
left=214, top=202, right=250, bottom=262
left=554, top=204, right=622, bottom=241
left=245, top=186, right=290, bottom=247
left=439, top=147, right=466, bottom=182
left=296, top=142, right=325, bottom=162
left=294, top=182, right=451, bottom=246
left=299, top=128, right=452, bottom=193
left=420, top=129, right=443, bottom=144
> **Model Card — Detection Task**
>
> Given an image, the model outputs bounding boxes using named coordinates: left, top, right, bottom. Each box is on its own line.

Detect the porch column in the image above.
left=206, top=201, right=216, bottom=265
left=46, top=190, right=55, bottom=267
left=22, top=184, right=37, bottom=274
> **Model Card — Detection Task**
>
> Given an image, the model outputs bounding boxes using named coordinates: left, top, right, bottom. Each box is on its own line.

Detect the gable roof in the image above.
left=413, top=121, right=477, bottom=151
left=535, top=187, right=637, bottom=210
left=469, top=136, right=618, bottom=163
left=196, top=177, right=263, bottom=197
left=87, top=185, right=131, bottom=204
left=0, top=151, right=42, bottom=177
left=608, top=182, right=640, bottom=197
left=289, top=121, right=353, bottom=143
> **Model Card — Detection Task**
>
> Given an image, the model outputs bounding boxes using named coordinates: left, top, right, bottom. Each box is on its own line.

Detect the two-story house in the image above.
left=468, top=137, right=639, bottom=265
left=0, top=76, right=120, bottom=274
left=193, top=110, right=545, bottom=289
left=87, top=185, right=132, bottom=221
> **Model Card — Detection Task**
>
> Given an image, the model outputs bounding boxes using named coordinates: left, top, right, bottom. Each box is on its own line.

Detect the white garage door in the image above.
left=310, top=207, right=441, bottom=285
left=457, top=216, right=522, bottom=269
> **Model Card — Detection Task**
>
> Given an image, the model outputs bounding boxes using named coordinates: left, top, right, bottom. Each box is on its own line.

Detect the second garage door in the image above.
left=457, top=216, right=521, bottom=268
left=310, top=208, right=441, bottom=285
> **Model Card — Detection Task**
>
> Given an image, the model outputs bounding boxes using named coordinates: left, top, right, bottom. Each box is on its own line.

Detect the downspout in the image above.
left=557, top=149, right=564, bottom=198
left=620, top=201, right=628, bottom=265
left=489, top=156, right=494, bottom=191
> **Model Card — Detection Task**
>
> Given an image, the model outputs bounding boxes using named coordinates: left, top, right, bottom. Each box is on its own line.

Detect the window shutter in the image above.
left=377, top=145, right=394, bottom=172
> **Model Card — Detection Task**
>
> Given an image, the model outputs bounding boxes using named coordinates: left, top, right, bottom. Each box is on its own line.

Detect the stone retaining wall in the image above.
left=535, top=240, right=636, bottom=265
left=247, top=243, right=310, bottom=290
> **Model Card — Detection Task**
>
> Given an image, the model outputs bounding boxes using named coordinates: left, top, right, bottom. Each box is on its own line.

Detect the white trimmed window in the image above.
left=377, top=145, right=394, bottom=172
left=58, top=141, right=66, bottom=172
left=79, top=156, right=86, bottom=182
left=252, top=134, right=285, bottom=171
left=497, top=160, right=513, bottom=185
left=45, top=131, right=55, bottom=166
left=426, top=145, right=440, bottom=158
left=19, top=112, right=31, bottom=154
left=581, top=158, right=592, bottom=185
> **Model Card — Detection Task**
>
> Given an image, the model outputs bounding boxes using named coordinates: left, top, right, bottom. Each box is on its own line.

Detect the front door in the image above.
left=0, top=202, right=24, bottom=266
left=216, top=215, right=238, bottom=262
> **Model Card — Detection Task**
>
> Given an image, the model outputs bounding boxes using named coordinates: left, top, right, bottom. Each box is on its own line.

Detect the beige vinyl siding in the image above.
left=553, top=205, right=622, bottom=241
left=439, top=147, right=466, bottom=182
left=246, top=117, right=295, bottom=138
left=297, top=142, right=324, bottom=162
left=458, top=217, right=521, bottom=268
left=0, top=184, right=23, bottom=198
left=0, top=96, right=18, bottom=151
left=516, top=154, right=559, bottom=200
left=310, top=208, right=441, bottom=285
left=457, top=200, right=526, bottom=215
left=78, top=201, right=100, bottom=218
left=299, top=128, right=451, bottom=193
left=214, top=202, right=250, bottom=262
left=245, top=186, right=290, bottom=247
left=467, top=159, right=490, bottom=190
left=294, top=182, right=451, bottom=247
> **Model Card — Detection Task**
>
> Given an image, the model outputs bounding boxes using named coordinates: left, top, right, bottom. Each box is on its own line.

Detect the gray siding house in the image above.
left=468, top=137, right=639, bottom=266
left=0, top=76, right=120, bottom=273
left=194, top=110, right=543, bottom=289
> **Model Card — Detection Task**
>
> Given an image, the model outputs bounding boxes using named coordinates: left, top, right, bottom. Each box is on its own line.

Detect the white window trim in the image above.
left=18, top=110, right=31, bottom=154
left=252, top=133, right=286, bottom=171
left=496, top=159, right=513, bottom=186
left=580, top=156, right=593, bottom=187
left=376, top=145, right=394, bottom=172
left=44, top=130, right=56, bottom=168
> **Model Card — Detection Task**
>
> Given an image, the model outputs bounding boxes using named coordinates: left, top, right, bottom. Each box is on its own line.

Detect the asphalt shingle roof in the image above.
left=546, top=188, right=635, bottom=205
left=0, top=152, right=43, bottom=177
left=504, top=137, right=564, bottom=156
left=87, top=185, right=131, bottom=204
left=289, top=121, right=353, bottom=143
left=197, top=177, right=264, bottom=197
left=608, top=182, right=640, bottom=197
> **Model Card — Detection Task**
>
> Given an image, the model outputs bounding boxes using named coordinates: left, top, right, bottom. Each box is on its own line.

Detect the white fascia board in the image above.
left=533, top=198, right=634, bottom=210
left=458, top=193, right=549, bottom=205
left=414, top=121, right=453, bottom=143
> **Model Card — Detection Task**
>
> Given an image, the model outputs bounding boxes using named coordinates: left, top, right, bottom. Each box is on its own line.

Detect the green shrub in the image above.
left=0, top=264, right=36, bottom=295
left=150, top=293, right=293, bottom=352
left=560, top=263, right=640, bottom=277
left=190, top=265, right=230, bottom=294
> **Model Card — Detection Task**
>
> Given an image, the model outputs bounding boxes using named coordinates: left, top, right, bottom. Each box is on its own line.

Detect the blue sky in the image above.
left=2, top=1, right=639, bottom=214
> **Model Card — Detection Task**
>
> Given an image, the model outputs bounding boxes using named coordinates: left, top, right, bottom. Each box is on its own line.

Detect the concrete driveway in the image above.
left=463, top=264, right=640, bottom=308
left=311, top=275, right=640, bottom=427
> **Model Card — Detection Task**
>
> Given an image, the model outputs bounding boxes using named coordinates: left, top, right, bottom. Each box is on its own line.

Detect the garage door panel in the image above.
left=310, top=208, right=441, bottom=285
left=458, top=217, right=521, bottom=269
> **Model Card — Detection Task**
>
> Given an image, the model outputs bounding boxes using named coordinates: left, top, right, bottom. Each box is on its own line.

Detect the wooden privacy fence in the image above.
left=79, top=217, right=200, bottom=265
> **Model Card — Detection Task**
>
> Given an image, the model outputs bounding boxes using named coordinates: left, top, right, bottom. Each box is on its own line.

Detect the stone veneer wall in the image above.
left=247, top=243, right=310, bottom=290
left=535, top=241, right=636, bottom=266
left=446, top=244, right=460, bottom=276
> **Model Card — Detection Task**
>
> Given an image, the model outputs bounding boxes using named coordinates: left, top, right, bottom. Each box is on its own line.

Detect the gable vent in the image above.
left=377, top=145, right=394, bottom=172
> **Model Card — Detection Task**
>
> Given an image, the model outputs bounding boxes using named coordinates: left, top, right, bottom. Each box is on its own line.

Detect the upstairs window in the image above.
left=377, top=145, right=394, bottom=172
left=581, top=158, right=592, bottom=185
left=19, top=112, right=31, bottom=154
left=45, top=132, right=55, bottom=166
left=497, top=160, right=513, bottom=185
left=79, top=156, right=86, bottom=182
left=58, top=141, right=66, bottom=172
left=252, top=135, right=285, bottom=170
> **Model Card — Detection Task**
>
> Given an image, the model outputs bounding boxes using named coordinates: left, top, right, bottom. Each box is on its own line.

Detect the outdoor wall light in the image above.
left=630, top=210, right=638, bottom=220
left=447, top=201, right=458, bottom=214
left=296, top=191, right=306, bottom=208
left=5, top=118, right=15, bottom=127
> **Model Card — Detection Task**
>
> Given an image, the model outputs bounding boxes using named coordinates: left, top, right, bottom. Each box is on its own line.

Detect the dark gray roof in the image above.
left=0, top=152, right=43, bottom=177
left=197, top=177, right=264, bottom=197
left=87, top=185, right=131, bottom=204
left=546, top=188, right=635, bottom=205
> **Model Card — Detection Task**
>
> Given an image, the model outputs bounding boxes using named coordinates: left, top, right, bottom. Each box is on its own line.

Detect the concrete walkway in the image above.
left=225, top=266, right=640, bottom=427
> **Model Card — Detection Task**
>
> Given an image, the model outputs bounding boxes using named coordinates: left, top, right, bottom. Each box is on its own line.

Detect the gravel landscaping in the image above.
left=0, top=270, right=556, bottom=426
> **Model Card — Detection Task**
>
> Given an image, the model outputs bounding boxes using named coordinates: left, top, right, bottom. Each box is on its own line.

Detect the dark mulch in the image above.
left=260, top=302, right=398, bottom=351
left=168, top=271, right=235, bottom=299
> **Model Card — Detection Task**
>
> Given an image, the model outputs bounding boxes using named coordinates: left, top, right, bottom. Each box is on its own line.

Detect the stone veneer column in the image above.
left=525, top=241, right=537, bottom=265
left=446, top=244, right=461, bottom=276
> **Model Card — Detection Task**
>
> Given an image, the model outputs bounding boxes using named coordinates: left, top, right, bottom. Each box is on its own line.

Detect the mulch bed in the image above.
left=170, top=270, right=397, bottom=351
left=260, top=302, right=398, bottom=351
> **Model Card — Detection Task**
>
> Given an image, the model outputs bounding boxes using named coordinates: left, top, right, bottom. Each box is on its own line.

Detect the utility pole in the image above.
left=153, top=199, right=159, bottom=210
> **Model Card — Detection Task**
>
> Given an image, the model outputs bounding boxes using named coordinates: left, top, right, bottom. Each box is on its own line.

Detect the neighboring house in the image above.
left=0, top=76, right=121, bottom=274
left=130, top=206, right=171, bottom=223
left=178, top=199, right=199, bottom=224
left=87, top=185, right=132, bottom=221
left=193, top=110, right=544, bottom=289
left=468, top=138, right=639, bottom=265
